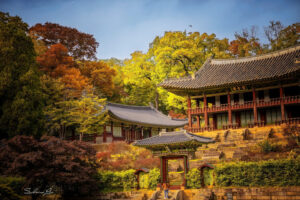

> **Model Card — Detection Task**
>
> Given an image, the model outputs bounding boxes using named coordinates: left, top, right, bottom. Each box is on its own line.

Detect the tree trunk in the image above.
left=79, top=133, right=83, bottom=141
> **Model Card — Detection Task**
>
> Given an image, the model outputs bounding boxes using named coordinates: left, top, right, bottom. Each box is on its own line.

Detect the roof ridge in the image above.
left=211, top=44, right=300, bottom=64
left=107, top=102, right=152, bottom=110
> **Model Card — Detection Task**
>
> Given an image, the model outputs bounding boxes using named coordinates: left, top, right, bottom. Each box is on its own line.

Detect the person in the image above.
left=162, top=182, right=169, bottom=199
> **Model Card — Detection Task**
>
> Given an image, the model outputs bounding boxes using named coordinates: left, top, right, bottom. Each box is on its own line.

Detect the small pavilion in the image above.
left=133, top=130, right=214, bottom=189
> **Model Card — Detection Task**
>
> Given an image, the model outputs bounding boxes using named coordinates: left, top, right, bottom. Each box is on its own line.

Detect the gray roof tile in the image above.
left=106, top=102, right=188, bottom=128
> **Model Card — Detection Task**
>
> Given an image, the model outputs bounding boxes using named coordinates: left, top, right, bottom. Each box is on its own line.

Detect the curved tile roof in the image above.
left=106, top=102, right=188, bottom=128
left=133, top=130, right=214, bottom=146
left=160, top=45, right=300, bottom=90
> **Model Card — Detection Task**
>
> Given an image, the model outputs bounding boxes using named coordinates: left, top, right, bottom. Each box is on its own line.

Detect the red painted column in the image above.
left=204, top=94, right=208, bottom=128
left=227, top=92, right=232, bottom=126
left=280, top=87, right=285, bottom=121
left=196, top=99, right=200, bottom=128
left=253, top=88, right=258, bottom=124
left=187, top=96, right=192, bottom=129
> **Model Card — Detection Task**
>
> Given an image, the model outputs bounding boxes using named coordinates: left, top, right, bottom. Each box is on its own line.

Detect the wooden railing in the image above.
left=187, top=118, right=300, bottom=133
left=188, top=95, right=300, bottom=115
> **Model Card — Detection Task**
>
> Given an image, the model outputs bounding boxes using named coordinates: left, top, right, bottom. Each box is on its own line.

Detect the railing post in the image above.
left=280, top=87, right=285, bottom=121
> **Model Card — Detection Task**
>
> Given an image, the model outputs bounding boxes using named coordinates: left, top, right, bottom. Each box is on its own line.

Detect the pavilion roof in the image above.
left=133, top=130, right=214, bottom=147
left=159, top=45, right=300, bottom=92
left=106, top=102, right=188, bottom=128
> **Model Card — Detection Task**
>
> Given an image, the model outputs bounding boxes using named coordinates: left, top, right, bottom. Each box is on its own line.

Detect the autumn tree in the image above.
left=264, top=21, right=299, bottom=51
left=229, top=26, right=263, bottom=57
left=68, top=94, right=108, bottom=141
left=0, top=12, right=45, bottom=139
left=121, top=31, right=231, bottom=113
left=0, top=135, right=99, bottom=199
left=80, top=61, right=117, bottom=97
left=37, top=43, right=90, bottom=98
left=29, top=22, right=99, bottom=60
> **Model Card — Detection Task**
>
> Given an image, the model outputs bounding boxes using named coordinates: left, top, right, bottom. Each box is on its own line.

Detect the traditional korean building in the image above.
left=159, top=45, right=300, bottom=132
left=101, top=102, right=188, bottom=143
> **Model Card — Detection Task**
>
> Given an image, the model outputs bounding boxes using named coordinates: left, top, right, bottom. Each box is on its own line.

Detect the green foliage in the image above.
left=97, top=170, right=137, bottom=192
left=215, top=158, right=300, bottom=187
left=139, top=172, right=149, bottom=189
left=258, top=140, right=280, bottom=153
left=186, top=168, right=202, bottom=188
left=0, top=176, right=25, bottom=195
left=0, top=12, right=45, bottom=139
left=148, top=168, right=160, bottom=189
left=203, top=168, right=214, bottom=186
left=0, top=184, right=22, bottom=200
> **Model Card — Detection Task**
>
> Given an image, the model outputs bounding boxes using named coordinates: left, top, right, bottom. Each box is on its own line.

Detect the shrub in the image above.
left=148, top=168, right=160, bottom=189
left=139, top=172, right=149, bottom=189
left=215, top=158, right=300, bottom=187
left=0, top=176, right=25, bottom=195
left=97, top=169, right=137, bottom=192
left=258, top=140, right=280, bottom=153
left=186, top=168, right=201, bottom=188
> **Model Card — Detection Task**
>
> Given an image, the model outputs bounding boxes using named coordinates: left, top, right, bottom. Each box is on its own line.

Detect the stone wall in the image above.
left=188, top=125, right=296, bottom=168
left=183, top=187, right=300, bottom=200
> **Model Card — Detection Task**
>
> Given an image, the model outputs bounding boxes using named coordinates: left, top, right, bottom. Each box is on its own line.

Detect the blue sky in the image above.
left=0, top=0, right=299, bottom=60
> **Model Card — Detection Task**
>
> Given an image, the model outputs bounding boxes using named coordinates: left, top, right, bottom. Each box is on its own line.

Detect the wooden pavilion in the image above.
left=101, top=102, right=188, bottom=143
left=159, top=45, right=300, bottom=132
left=133, top=130, right=214, bottom=189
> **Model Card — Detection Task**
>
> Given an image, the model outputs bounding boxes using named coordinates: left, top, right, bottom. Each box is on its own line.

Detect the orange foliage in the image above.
left=37, top=44, right=90, bottom=97
left=168, top=110, right=187, bottom=119
left=80, top=61, right=117, bottom=96
left=96, top=142, right=159, bottom=171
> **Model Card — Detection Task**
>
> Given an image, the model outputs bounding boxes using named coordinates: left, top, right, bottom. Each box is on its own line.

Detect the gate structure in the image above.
left=133, top=130, right=214, bottom=189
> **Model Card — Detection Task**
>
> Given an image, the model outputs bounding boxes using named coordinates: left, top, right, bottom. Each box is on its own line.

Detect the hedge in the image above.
left=215, top=158, right=300, bottom=187
left=97, top=168, right=160, bottom=192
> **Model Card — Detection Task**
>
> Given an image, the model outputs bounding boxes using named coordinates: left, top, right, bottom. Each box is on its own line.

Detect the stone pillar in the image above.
left=280, top=87, right=285, bottom=121
left=187, top=96, right=192, bottom=128
left=253, top=88, right=258, bottom=124
left=227, top=92, right=232, bottom=126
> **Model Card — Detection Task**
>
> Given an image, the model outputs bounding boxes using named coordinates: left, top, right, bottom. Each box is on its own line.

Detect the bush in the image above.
left=258, top=140, right=280, bottom=153
left=97, top=169, right=137, bottom=192
left=139, top=172, right=149, bottom=189
left=0, top=176, right=25, bottom=195
left=186, top=168, right=201, bottom=188
left=215, top=158, right=300, bottom=187
left=148, top=168, right=160, bottom=189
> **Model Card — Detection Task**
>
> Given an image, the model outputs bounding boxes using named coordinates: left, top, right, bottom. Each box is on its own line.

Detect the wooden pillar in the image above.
left=187, top=96, right=192, bottom=128
left=280, top=87, right=285, bottom=121
left=121, top=123, right=125, bottom=138
left=160, top=157, right=163, bottom=183
left=204, top=94, right=208, bottom=128
left=196, top=99, right=200, bottom=128
left=227, top=92, right=232, bottom=126
left=253, top=88, right=258, bottom=124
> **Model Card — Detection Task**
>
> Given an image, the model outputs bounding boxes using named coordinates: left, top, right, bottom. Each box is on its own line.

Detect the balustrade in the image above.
left=189, top=96, right=300, bottom=115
